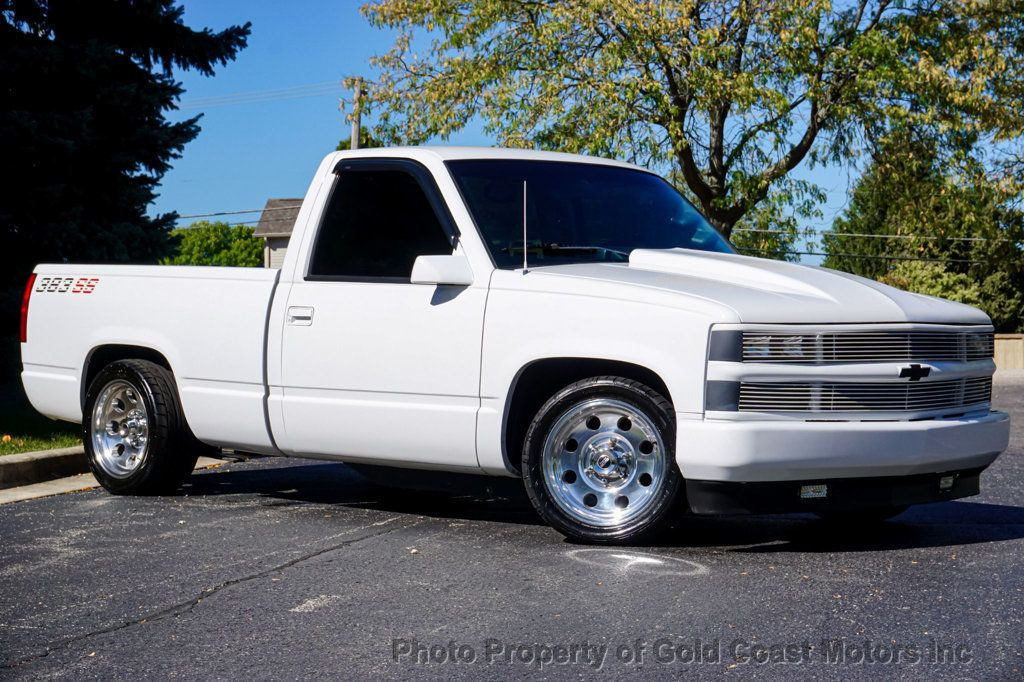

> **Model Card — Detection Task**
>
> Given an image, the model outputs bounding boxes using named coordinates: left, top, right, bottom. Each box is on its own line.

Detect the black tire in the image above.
left=522, top=376, right=681, bottom=544
left=814, top=505, right=909, bottom=525
left=82, top=359, right=200, bottom=495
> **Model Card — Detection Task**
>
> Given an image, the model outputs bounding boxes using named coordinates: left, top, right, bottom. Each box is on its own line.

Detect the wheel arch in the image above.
left=501, top=357, right=673, bottom=476
left=81, top=344, right=174, bottom=409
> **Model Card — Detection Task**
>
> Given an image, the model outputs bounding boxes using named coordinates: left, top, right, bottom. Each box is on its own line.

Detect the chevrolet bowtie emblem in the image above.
left=899, top=364, right=931, bottom=381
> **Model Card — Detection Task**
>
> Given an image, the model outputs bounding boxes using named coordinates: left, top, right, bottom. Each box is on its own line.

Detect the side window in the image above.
left=308, top=168, right=453, bottom=279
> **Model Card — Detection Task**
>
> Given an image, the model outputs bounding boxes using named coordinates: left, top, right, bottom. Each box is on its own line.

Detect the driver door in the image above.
left=277, top=159, right=486, bottom=469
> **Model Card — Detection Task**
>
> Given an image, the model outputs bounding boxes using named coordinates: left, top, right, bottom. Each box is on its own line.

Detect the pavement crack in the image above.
left=1, top=517, right=409, bottom=670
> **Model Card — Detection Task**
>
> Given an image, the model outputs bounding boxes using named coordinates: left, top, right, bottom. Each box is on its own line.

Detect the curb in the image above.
left=0, top=455, right=227, bottom=505
left=0, top=445, right=87, bottom=490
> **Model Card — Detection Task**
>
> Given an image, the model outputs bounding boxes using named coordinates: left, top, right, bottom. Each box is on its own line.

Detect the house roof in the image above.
left=253, top=198, right=302, bottom=238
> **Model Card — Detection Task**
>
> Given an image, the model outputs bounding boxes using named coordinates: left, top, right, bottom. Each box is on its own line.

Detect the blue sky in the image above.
left=155, top=1, right=856, bottom=260
left=153, top=1, right=491, bottom=222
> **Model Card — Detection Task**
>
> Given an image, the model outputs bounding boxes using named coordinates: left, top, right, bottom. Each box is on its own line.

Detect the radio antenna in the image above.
left=522, top=180, right=529, bottom=274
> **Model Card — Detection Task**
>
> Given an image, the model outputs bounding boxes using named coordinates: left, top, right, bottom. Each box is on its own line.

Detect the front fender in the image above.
left=476, top=282, right=721, bottom=474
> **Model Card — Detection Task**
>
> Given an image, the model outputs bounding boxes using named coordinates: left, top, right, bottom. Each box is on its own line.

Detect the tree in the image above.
left=668, top=170, right=821, bottom=260
left=163, top=221, right=263, bottom=267
left=0, top=0, right=249, bottom=334
left=729, top=179, right=823, bottom=261
left=358, top=0, right=1024, bottom=238
left=336, top=126, right=384, bottom=150
left=823, top=130, right=1024, bottom=331
left=823, top=131, right=949, bottom=280
left=878, top=260, right=1024, bottom=332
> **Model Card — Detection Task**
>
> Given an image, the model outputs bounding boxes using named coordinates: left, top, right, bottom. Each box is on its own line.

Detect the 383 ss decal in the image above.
left=35, top=276, right=99, bottom=294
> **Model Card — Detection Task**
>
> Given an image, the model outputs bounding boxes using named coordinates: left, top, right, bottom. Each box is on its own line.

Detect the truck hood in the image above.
left=527, top=248, right=991, bottom=325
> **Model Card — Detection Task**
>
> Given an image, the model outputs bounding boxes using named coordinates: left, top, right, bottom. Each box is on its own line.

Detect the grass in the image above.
left=0, top=381, right=80, bottom=456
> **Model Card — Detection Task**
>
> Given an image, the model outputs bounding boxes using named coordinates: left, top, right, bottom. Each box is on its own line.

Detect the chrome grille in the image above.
left=742, top=331, right=994, bottom=363
left=738, top=377, right=992, bottom=413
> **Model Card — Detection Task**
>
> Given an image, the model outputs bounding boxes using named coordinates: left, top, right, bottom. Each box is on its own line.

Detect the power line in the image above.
left=171, top=215, right=998, bottom=262
left=175, top=219, right=295, bottom=230
left=176, top=205, right=301, bottom=220
left=176, top=215, right=1016, bottom=243
left=178, top=81, right=343, bottom=110
left=171, top=208, right=1016, bottom=258
left=179, top=87, right=341, bottom=110
left=182, top=81, right=338, bottom=104
left=179, top=81, right=340, bottom=105
left=735, top=247, right=987, bottom=264
left=734, top=227, right=1018, bottom=244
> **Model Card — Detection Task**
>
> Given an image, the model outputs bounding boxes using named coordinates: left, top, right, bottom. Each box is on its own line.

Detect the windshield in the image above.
left=446, top=159, right=733, bottom=268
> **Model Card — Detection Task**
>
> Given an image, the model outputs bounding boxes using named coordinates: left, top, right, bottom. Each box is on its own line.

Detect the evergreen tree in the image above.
left=823, top=133, right=945, bottom=280
left=823, top=132, right=1024, bottom=332
left=0, top=0, right=250, bottom=334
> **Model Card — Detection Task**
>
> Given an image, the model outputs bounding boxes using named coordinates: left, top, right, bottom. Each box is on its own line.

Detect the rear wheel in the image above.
left=522, top=376, right=681, bottom=544
left=83, top=360, right=199, bottom=494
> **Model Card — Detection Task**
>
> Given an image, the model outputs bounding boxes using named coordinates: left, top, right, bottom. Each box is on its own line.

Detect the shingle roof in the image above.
left=253, top=198, right=302, bottom=238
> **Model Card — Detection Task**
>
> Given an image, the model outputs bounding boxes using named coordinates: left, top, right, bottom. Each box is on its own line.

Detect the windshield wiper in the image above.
left=502, top=243, right=630, bottom=258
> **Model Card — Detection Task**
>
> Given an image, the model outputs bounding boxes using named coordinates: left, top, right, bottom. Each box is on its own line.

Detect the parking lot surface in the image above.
left=1, top=373, right=1022, bottom=679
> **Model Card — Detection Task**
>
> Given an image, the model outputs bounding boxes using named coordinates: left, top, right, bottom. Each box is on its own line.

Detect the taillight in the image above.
left=20, top=273, right=36, bottom=343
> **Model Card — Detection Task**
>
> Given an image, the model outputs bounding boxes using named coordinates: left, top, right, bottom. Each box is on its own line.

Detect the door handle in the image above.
left=287, top=306, right=314, bottom=326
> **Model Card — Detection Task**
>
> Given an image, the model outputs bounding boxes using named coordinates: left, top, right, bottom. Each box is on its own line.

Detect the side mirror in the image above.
left=410, top=254, right=474, bottom=286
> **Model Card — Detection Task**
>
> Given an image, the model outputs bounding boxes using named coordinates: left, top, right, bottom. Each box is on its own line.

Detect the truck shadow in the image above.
left=659, top=502, right=1024, bottom=553
left=181, top=459, right=1024, bottom=552
left=180, top=459, right=542, bottom=526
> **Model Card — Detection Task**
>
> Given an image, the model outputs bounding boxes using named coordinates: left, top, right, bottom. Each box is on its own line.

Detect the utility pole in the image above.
left=350, top=77, right=362, bottom=150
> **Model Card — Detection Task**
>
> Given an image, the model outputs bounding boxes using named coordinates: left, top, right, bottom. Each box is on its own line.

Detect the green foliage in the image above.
left=730, top=178, right=824, bottom=261
left=337, top=127, right=385, bottom=150
left=164, top=221, right=263, bottom=267
left=358, top=0, right=1024, bottom=237
left=0, top=376, right=79, bottom=456
left=823, top=131, right=1024, bottom=331
left=878, top=260, right=1024, bottom=333
left=671, top=170, right=819, bottom=261
left=879, top=262, right=985, bottom=308
left=0, top=0, right=250, bottom=336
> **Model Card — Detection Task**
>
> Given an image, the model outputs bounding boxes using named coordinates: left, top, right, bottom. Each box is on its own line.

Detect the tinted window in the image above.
left=308, top=169, right=453, bottom=279
left=447, top=160, right=733, bottom=268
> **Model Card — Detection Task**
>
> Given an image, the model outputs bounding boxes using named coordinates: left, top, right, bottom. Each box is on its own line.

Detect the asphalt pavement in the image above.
left=1, top=373, right=1022, bottom=680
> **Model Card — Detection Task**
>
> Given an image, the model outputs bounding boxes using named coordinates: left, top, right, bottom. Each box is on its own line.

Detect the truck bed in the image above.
left=22, top=264, right=280, bottom=453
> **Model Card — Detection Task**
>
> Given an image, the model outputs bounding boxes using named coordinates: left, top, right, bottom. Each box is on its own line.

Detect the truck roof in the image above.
left=330, top=145, right=646, bottom=171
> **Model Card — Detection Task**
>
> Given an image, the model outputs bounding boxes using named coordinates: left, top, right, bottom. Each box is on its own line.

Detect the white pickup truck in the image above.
left=20, top=147, right=1010, bottom=543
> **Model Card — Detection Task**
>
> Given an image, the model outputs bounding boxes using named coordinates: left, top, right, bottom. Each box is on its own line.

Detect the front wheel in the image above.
left=83, top=359, right=199, bottom=495
left=522, top=376, right=681, bottom=544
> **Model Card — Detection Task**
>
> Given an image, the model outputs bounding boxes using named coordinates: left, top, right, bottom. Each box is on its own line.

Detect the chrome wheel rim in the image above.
left=91, top=380, right=149, bottom=478
left=542, top=398, right=667, bottom=527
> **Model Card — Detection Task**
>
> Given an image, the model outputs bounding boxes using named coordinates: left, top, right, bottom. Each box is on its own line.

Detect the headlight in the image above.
left=743, top=334, right=811, bottom=361
left=965, top=333, right=993, bottom=359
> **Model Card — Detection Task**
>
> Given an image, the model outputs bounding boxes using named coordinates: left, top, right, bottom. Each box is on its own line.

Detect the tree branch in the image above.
left=724, top=94, right=808, bottom=169
left=710, top=11, right=750, bottom=185
left=719, top=98, right=821, bottom=230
